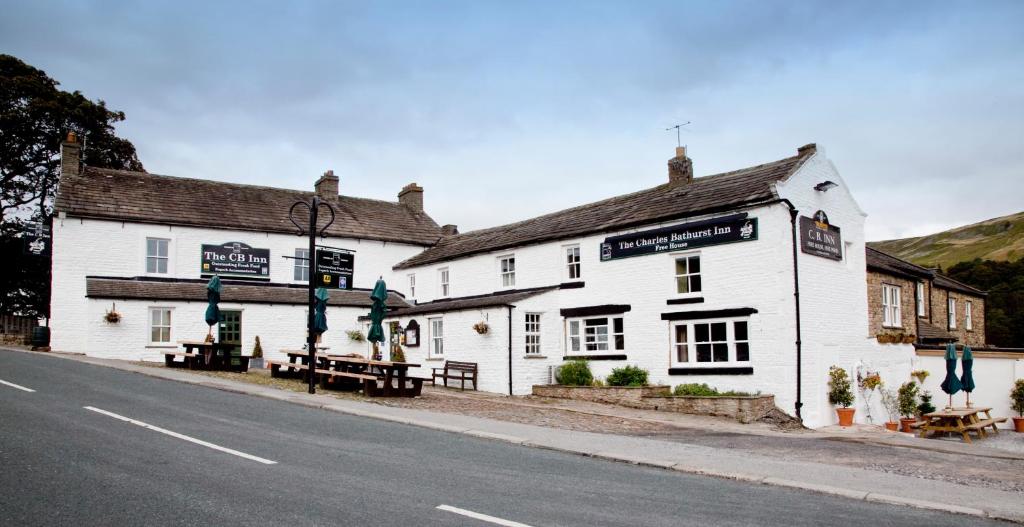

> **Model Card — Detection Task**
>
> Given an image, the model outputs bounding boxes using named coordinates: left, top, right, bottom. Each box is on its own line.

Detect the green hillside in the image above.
left=869, top=211, right=1024, bottom=270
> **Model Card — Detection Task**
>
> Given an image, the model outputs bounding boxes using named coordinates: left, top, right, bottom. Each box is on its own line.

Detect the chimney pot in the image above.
left=60, top=132, right=82, bottom=177
left=315, top=170, right=339, bottom=200
left=668, top=146, right=693, bottom=185
left=398, top=183, right=424, bottom=213
left=441, top=224, right=459, bottom=236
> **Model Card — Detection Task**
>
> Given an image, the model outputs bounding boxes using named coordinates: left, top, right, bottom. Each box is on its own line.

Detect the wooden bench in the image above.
left=364, top=376, right=424, bottom=397
left=268, top=360, right=312, bottom=379
left=431, top=361, right=478, bottom=391
left=164, top=351, right=199, bottom=368
left=314, top=368, right=379, bottom=390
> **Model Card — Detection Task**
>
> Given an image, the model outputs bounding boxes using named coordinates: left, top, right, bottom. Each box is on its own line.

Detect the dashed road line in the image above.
left=0, top=379, right=36, bottom=393
left=437, top=505, right=534, bottom=527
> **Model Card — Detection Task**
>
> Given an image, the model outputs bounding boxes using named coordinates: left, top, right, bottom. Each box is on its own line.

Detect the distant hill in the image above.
left=869, top=211, right=1024, bottom=270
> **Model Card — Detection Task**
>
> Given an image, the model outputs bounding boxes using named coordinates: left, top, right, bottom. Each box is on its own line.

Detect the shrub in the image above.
left=606, top=365, right=649, bottom=387
left=1013, top=379, right=1024, bottom=417
left=346, top=330, right=365, bottom=342
left=917, top=390, right=937, bottom=416
left=672, top=383, right=753, bottom=397
left=556, top=360, right=593, bottom=386
left=828, top=366, right=854, bottom=408
left=880, top=388, right=900, bottom=423
left=897, top=382, right=918, bottom=418
left=252, top=336, right=263, bottom=358
left=591, top=378, right=605, bottom=387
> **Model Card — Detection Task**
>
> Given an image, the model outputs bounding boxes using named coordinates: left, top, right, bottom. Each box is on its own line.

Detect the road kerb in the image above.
left=464, top=430, right=528, bottom=444
left=670, top=464, right=766, bottom=484
left=865, top=493, right=986, bottom=517
left=591, top=451, right=676, bottom=469
left=762, top=477, right=868, bottom=501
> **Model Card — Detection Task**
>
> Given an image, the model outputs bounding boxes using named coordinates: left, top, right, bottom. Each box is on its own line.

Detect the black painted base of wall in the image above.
left=668, top=367, right=754, bottom=375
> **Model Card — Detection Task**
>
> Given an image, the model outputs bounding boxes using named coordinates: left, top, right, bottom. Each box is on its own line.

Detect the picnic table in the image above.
left=918, top=407, right=1006, bottom=443
left=165, top=341, right=249, bottom=372
left=324, top=355, right=422, bottom=397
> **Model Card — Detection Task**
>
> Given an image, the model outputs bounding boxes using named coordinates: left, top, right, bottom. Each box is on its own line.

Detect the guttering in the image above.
left=779, top=198, right=804, bottom=421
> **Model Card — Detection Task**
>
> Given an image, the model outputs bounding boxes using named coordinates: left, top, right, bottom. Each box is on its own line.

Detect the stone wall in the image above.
left=865, top=270, right=917, bottom=338
left=532, top=384, right=776, bottom=423
left=929, top=287, right=986, bottom=347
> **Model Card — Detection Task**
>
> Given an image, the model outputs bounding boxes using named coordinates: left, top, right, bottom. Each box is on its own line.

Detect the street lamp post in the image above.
left=289, top=196, right=335, bottom=394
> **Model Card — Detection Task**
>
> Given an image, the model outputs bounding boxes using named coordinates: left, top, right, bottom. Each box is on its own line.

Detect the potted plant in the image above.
left=858, top=371, right=882, bottom=424
left=880, top=388, right=900, bottom=431
left=897, top=382, right=919, bottom=432
left=1011, top=379, right=1024, bottom=432
left=250, top=336, right=264, bottom=369
left=917, top=390, right=936, bottom=416
left=828, top=366, right=855, bottom=426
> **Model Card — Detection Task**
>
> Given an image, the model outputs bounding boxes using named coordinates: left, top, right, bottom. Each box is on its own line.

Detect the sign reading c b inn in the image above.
left=201, top=242, right=271, bottom=279
left=800, top=210, right=843, bottom=261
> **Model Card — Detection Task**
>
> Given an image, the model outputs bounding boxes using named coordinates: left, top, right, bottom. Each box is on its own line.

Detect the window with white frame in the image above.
left=146, top=238, right=169, bottom=274
left=882, top=284, right=902, bottom=328
left=149, top=308, right=172, bottom=344
left=294, top=248, right=310, bottom=281
left=567, top=316, right=624, bottom=353
left=965, top=301, right=973, bottom=331
left=948, top=298, right=957, bottom=329
left=672, top=319, right=750, bottom=365
left=525, top=313, right=541, bottom=354
left=916, top=282, right=925, bottom=317
left=429, top=318, right=444, bottom=357
left=565, top=245, right=581, bottom=280
left=408, top=274, right=416, bottom=299
left=438, top=268, right=450, bottom=297
left=674, top=254, right=701, bottom=295
left=499, top=255, right=515, bottom=288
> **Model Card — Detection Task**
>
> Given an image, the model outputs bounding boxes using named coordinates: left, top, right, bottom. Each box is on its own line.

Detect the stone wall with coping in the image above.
left=532, top=384, right=777, bottom=423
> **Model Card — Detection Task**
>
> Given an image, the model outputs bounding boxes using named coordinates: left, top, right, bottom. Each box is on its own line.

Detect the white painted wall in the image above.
left=50, top=217, right=426, bottom=357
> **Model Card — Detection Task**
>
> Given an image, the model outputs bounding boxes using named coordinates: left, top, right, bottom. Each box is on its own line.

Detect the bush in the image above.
left=606, top=365, right=649, bottom=387
left=897, top=382, right=918, bottom=418
left=828, top=366, right=854, bottom=408
left=1013, top=379, right=1024, bottom=417
left=252, top=336, right=263, bottom=358
left=672, top=383, right=753, bottom=397
left=917, top=390, right=937, bottom=416
left=556, top=360, right=593, bottom=386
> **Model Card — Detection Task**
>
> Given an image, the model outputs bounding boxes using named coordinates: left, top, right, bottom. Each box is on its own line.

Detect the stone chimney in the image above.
left=797, top=143, right=817, bottom=156
left=668, top=146, right=693, bottom=184
left=60, top=132, right=82, bottom=177
left=398, top=183, right=423, bottom=213
left=441, top=224, right=459, bottom=236
left=315, top=170, right=339, bottom=201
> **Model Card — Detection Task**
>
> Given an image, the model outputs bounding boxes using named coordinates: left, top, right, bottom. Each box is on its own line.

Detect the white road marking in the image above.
left=83, top=406, right=277, bottom=465
left=437, top=505, right=534, bottom=527
left=0, top=379, right=36, bottom=393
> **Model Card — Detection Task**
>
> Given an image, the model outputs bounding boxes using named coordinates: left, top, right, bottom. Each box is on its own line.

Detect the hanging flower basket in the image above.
left=103, top=310, right=121, bottom=324
left=473, top=321, right=489, bottom=335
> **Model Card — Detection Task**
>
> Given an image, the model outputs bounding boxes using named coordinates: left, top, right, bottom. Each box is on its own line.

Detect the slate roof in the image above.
left=917, top=321, right=957, bottom=343
left=393, top=147, right=817, bottom=269
left=865, top=247, right=934, bottom=280
left=933, top=274, right=987, bottom=296
left=86, top=276, right=411, bottom=309
left=55, top=167, right=443, bottom=245
left=383, top=286, right=558, bottom=318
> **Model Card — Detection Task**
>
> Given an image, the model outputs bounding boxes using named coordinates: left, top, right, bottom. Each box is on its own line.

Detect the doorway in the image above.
left=218, top=310, right=242, bottom=365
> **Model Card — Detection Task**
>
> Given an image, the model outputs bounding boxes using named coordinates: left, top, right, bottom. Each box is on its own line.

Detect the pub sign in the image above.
left=799, top=210, right=842, bottom=261
left=600, top=214, right=757, bottom=261
left=315, top=249, right=354, bottom=289
left=201, top=242, right=270, bottom=279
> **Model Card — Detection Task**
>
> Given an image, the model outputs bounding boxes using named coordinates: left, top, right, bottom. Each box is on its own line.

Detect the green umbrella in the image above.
left=312, top=287, right=329, bottom=335
left=366, top=278, right=388, bottom=346
left=939, top=342, right=962, bottom=409
left=960, top=345, right=975, bottom=407
left=204, top=276, right=222, bottom=339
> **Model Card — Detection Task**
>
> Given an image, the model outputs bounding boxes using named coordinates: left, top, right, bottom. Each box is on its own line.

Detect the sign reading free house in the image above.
left=600, top=214, right=758, bottom=261
left=201, top=242, right=270, bottom=279
left=799, top=210, right=843, bottom=261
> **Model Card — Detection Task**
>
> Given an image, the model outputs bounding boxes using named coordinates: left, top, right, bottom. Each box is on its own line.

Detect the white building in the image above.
left=52, top=136, right=900, bottom=428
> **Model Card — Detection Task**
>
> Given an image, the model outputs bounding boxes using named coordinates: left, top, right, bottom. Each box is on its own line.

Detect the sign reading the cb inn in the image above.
left=799, top=210, right=843, bottom=261
left=600, top=213, right=758, bottom=261
left=201, top=242, right=270, bottom=279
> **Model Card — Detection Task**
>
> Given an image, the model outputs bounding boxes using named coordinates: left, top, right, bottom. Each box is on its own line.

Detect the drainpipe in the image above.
left=781, top=199, right=804, bottom=421
left=507, top=305, right=514, bottom=396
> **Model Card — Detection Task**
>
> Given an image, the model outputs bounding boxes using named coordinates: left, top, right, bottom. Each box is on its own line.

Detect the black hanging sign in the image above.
left=315, top=248, right=354, bottom=289
left=600, top=214, right=757, bottom=261
left=22, top=221, right=51, bottom=256
left=201, top=242, right=271, bottom=279
left=800, top=210, right=842, bottom=261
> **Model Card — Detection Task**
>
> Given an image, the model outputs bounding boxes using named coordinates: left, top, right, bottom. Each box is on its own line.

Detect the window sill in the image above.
left=881, top=325, right=903, bottom=330
left=669, top=367, right=753, bottom=375
left=562, top=354, right=627, bottom=361
left=667, top=297, right=704, bottom=305
left=424, top=357, right=445, bottom=362
left=523, top=355, right=547, bottom=359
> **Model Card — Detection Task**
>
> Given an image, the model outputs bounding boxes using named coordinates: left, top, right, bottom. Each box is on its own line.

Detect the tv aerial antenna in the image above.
left=665, top=121, right=691, bottom=147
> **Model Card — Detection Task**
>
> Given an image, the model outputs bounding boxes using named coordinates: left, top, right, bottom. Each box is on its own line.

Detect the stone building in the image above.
left=865, top=247, right=986, bottom=347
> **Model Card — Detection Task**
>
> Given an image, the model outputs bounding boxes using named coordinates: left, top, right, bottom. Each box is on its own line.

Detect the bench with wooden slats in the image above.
left=267, top=359, right=312, bottom=378
left=164, top=351, right=199, bottom=368
left=431, top=360, right=478, bottom=391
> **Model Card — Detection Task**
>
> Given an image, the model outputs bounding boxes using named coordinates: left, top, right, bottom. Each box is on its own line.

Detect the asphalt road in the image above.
left=0, top=349, right=1002, bottom=526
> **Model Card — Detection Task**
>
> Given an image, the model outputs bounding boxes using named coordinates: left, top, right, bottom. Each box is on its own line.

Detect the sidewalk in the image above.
left=15, top=348, right=1024, bottom=523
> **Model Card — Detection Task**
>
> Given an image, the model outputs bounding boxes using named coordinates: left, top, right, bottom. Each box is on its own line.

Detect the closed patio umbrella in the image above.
left=312, top=287, right=329, bottom=336
left=367, top=278, right=387, bottom=360
left=939, top=342, right=962, bottom=409
left=960, top=345, right=975, bottom=408
left=204, top=275, right=222, bottom=341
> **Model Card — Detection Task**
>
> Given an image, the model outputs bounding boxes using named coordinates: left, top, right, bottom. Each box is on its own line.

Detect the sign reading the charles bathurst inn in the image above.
left=600, top=214, right=758, bottom=261
left=315, top=249, right=354, bottom=289
left=201, top=242, right=270, bottom=279
left=800, top=210, right=843, bottom=261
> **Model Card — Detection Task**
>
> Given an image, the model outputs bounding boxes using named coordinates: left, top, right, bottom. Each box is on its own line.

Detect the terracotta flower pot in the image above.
left=884, top=422, right=899, bottom=431
left=1013, top=417, right=1024, bottom=433
left=836, top=407, right=855, bottom=427
left=900, top=417, right=917, bottom=433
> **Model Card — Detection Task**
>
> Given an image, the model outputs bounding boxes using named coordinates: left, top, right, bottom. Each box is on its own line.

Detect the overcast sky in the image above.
left=2, top=1, right=1022, bottom=240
